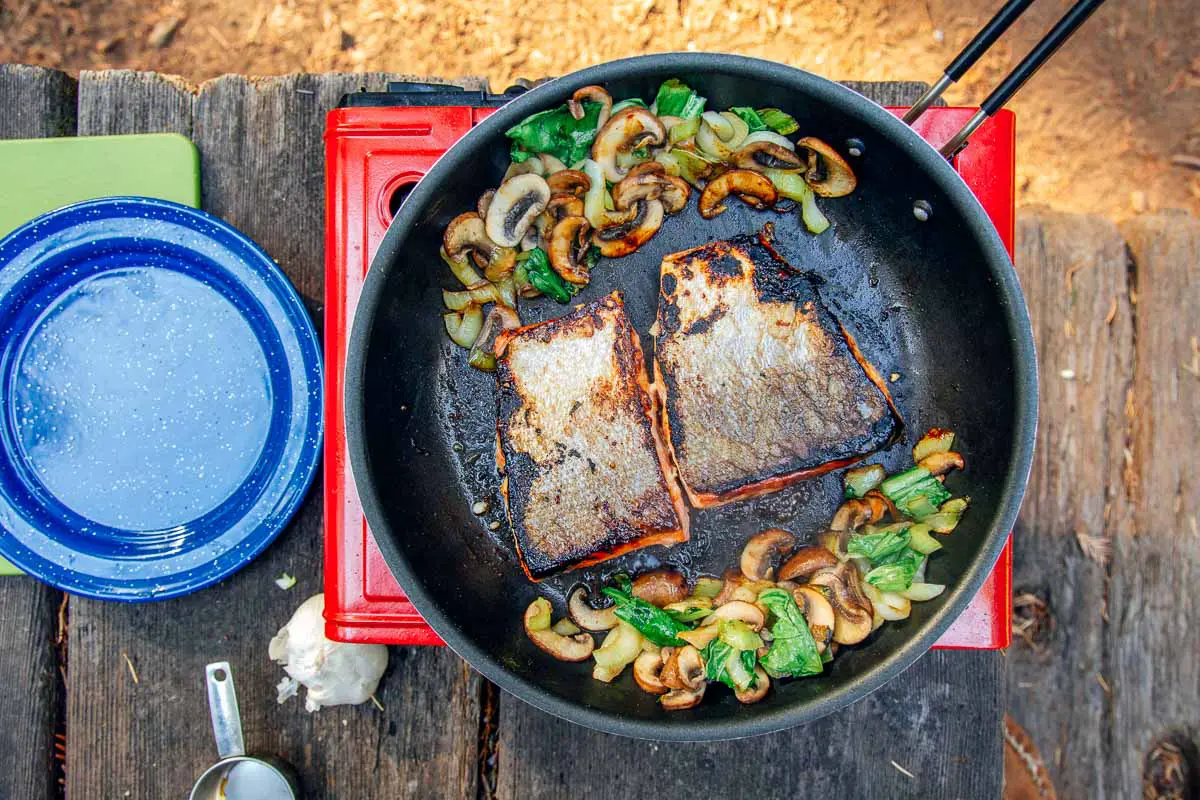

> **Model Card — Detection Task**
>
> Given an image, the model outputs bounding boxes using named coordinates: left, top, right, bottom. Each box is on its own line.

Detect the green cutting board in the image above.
left=0, top=133, right=201, bottom=575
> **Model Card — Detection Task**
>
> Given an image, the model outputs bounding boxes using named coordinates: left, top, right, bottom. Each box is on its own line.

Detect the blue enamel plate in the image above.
left=0, top=197, right=322, bottom=600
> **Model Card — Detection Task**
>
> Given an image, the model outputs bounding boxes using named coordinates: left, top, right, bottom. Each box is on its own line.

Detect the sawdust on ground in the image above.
left=2, top=0, right=1198, bottom=219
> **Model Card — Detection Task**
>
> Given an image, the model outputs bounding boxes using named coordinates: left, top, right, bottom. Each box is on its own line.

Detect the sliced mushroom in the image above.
left=545, top=193, right=585, bottom=220
left=443, top=212, right=517, bottom=282
left=713, top=570, right=774, bottom=607
left=611, top=170, right=691, bottom=215
left=796, top=137, right=857, bottom=197
left=485, top=173, right=551, bottom=248
left=591, top=107, right=667, bottom=182
left=631, top=569, right=688, bottom=607
left=476, top=189, right=495, bottom=219
left=917, top=451, right=965, bottom=476
left=740, top=528, right=797, bottom=582
left=567, top=586, right=618, bottom=631
left=633, top=649, right=671, bottom=695
left=661, top=685, right=706, bottom=710
left=698, top=169, right=779, bottom=219
left=523, top=597, right=595, bottom=662
left=660, top=644, right=705, bottom=691
left=548, top=216, right=593, bottom=285
left=733, top=140, right=805, bottom=172
left=592, top=198, right=665, bottom=257
left=734, top=667, right=770, bottom=704
left=793, top=585, right=835, bottom=653
left=546, top=169, right=591, bottom=197
left=704, top=600, right=765, bottom=631
left=778, top=545, right=840, bottom=582
left=809, top=563, right=874, bottom=645
left=568, top=85, right=614, bottom=129
left=831, top=493, right=890, bottom=531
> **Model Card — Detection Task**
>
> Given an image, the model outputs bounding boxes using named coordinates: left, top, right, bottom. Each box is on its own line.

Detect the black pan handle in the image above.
left=938, top=0, right=1109, bottom=157
left=902, top=0, right=1035, bottom=125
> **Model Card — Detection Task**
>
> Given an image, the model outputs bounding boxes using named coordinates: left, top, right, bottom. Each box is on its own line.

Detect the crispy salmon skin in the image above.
left=654, top=232, right=901, bottom=507
left=495, top=292, right=689, bottom=581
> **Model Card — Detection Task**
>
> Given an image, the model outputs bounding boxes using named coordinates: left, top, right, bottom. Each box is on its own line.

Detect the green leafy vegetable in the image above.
left=602, top=586, right=688, bottom=647
left=510, top=142, right=535, bottom=163
left=923, top=497, right=970, bottom=533
left=843, top=463, right=885, bottom=499
left=664, top=604, right=713, bottom=624
left=653, top=79, right=707, bottom=119
left=906, top=522, right=943, bottom=555
left=880, top=466, right=952, bottom=520
left=505, top=101, right=604, bottom=166
left=521, top=248, right=577, bottom=304
left=729, top=106, right=768, bottom=133
left=848, top=526, right=911, bottom=562
left=718, top=619, right=763, bottom=652
left=757, top=588, right=824, bottom=679
left=756, top=108, right=801, bottom=136
left=864, top=547, right=926, bottom=592
left=700, top=639, right=757, bottom=691
left=799, top=185, right=830, bottom=234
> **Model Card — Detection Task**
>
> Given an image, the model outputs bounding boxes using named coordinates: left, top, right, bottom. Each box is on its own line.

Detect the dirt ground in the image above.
left=2, top=0, right=1198, bottom=218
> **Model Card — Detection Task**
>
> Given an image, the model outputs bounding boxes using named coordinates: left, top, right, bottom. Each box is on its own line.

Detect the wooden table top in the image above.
left=0, top=63, right=1195, bottom=800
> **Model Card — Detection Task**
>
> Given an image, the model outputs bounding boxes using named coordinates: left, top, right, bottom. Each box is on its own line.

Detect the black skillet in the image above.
left=345, top=0, right=1104, bottom=740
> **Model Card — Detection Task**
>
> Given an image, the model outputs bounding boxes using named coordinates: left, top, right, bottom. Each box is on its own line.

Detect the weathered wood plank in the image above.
left=1111, top=211, right=1200, bottom=797
left=0, top=62, right=77, bottom=800
left=66, top=71, right=482, bottom=799
left=1005, top=209, right=1135, bottom=797
left=496, top=650, right=1003, bottom=799
left=0, top=63, right=76, bottom=139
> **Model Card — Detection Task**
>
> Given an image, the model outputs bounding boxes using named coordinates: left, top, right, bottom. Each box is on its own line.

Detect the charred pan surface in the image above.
left=654, top=233, right=901, bottom=507
left=495, top=292, right=689, bottom=580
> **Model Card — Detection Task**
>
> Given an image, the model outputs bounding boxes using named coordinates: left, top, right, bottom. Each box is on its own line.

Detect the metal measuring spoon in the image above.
left=190, top=662, right=300, bottom=800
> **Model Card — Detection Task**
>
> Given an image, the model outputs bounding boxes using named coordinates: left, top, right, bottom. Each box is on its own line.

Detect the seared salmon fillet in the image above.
left=654, top=232, right=901, bottom=508
left=495, top=292, right=689, bottom=581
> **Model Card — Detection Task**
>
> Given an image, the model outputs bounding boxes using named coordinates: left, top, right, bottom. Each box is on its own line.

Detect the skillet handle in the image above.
left=936, top=0, right=1109, bottom=158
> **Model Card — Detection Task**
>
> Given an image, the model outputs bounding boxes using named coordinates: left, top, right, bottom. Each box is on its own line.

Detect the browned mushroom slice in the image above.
left=592, top=199, right=665, bottom=257
left=734, top=667, right=770, bottom=704
left=626, top=161, right=666, bottom=179
left=545, top=193, right=585, bottom=220
left=733, top=140, right=805, bottom=172
left=633, top=649, right=672, bottom=695
left=485, top=173, right=551, bottom=248
left=831, top=492, right=891, bottom=532
left=660, top=644, right=706, bottom=691
left=917, top=451, right=965, bottom=476
left=611, top=171, right=691, bottom=215
left=442, top=212, right=516, bottom=282
left=698, top=169, right=778, bottom=218
left=740, top=528, right=797, bottom=582
left=568, top=85, right=614, bottom=128
left=796, top=137, right=857, bottom=197
left=792, top=585, right=835, bottom=652
left=704, top=600, right=765, bottom=631
left=778, top=545, right=839, bottom=582
left=523, top=598, right=595, bottom=662
left=591, top=107, right=667, bottom=182
left=567, top=586, right=618, bottom=631
left=477, top=189, right=496, bottom=219
left=548, top=216, right=593, bottom=285
left=713, top=569, right=774, bottom=607
left=631, top=569, right=688, bottom=607
left=661, top=685, right=706, bottom=710
left=808, top=563, right=874, bottom=645
left=546, top=169, right=592, bottom=197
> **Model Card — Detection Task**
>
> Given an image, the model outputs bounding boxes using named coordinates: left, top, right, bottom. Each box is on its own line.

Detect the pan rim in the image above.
left=346, top=52, right=1037, bottom=741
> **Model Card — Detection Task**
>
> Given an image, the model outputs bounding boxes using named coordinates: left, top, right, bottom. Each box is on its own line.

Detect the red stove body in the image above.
left=323, top=92, right=1013, bottom=649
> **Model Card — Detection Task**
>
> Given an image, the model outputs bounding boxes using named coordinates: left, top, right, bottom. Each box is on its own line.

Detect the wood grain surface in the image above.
left=4, top=64, right=1196, bottom=800
left=0, top=63, right=77, bottom=800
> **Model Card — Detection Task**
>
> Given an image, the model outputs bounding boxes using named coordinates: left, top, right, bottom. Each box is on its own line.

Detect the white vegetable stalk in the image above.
left=269, top=593, right=388, bottom=712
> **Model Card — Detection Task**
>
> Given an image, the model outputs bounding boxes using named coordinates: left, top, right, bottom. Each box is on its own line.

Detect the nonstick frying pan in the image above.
left=346, top=0, right=1103, bottom=740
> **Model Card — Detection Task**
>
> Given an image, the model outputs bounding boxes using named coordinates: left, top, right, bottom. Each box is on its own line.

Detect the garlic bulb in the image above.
left=269, top=593, right=388, bottom=712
